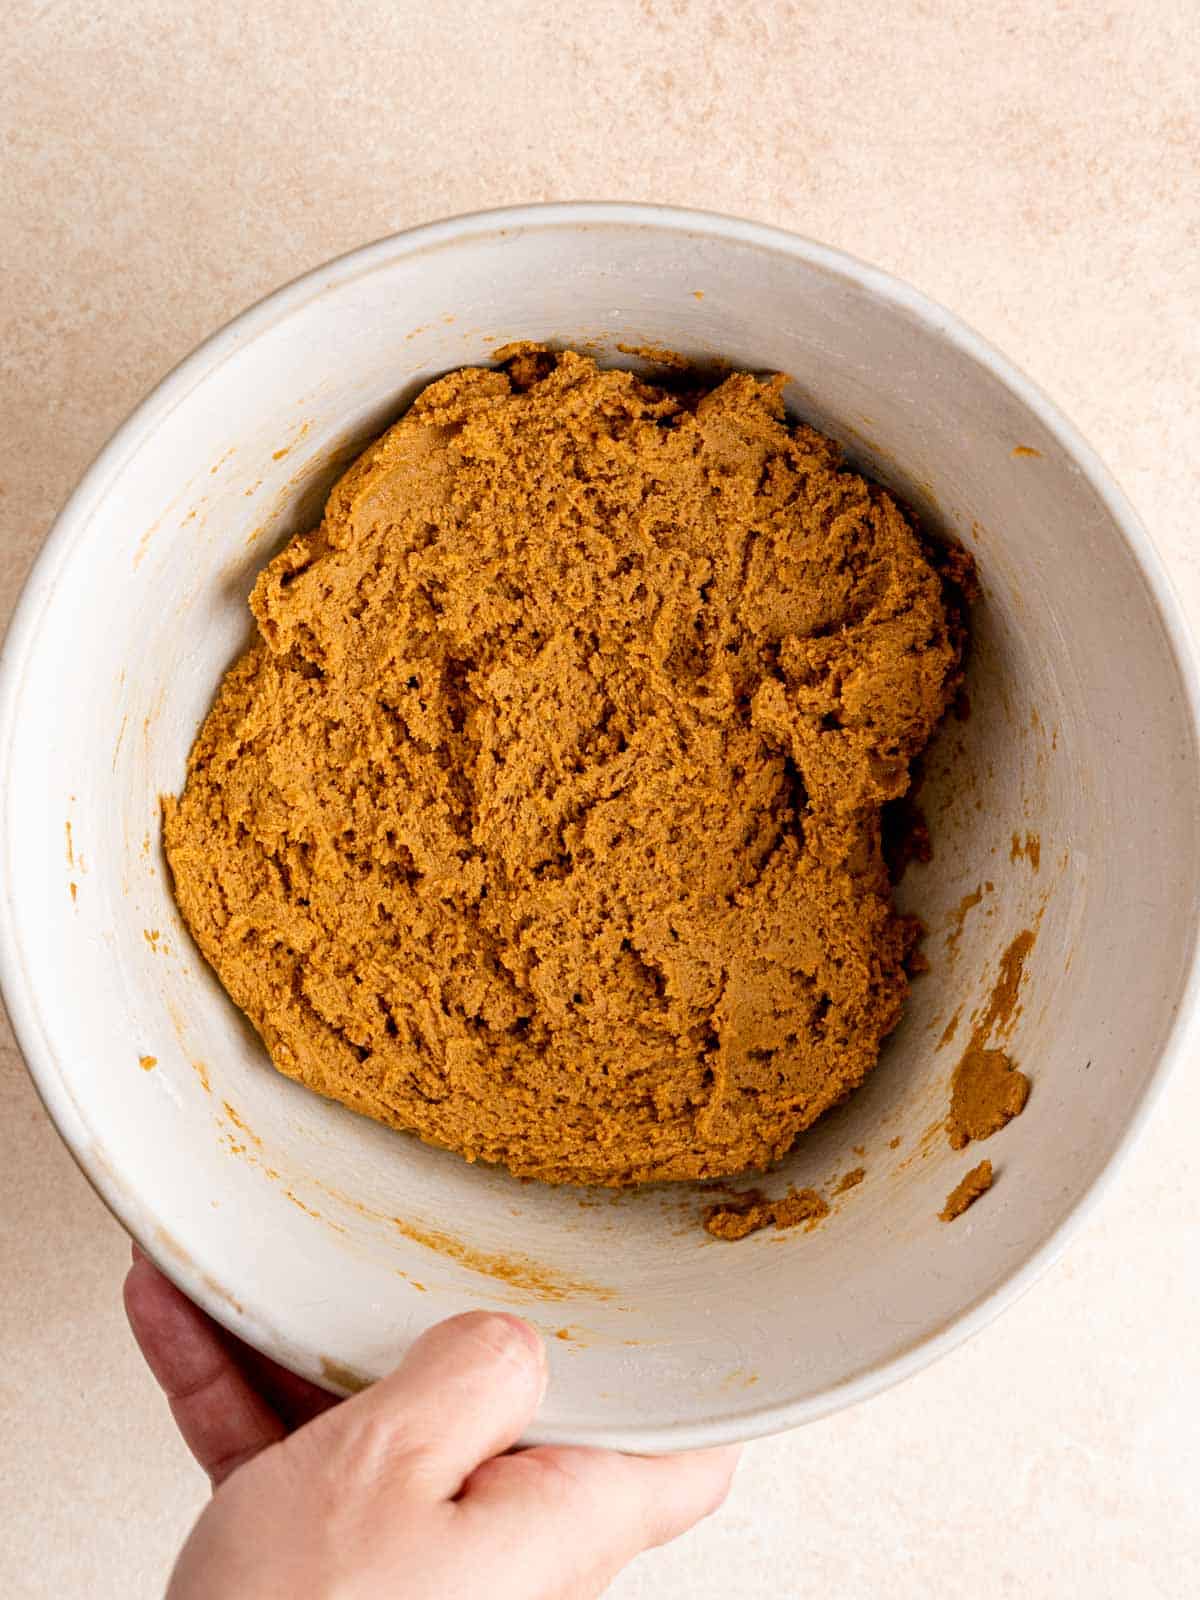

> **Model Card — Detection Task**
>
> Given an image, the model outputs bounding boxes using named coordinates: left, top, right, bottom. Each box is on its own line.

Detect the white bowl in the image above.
left=3, top=204, right=1199, bottom=1450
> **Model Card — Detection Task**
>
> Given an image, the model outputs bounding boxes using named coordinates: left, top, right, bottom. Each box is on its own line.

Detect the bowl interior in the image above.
left=4, top=210, right=1198, bottom=1448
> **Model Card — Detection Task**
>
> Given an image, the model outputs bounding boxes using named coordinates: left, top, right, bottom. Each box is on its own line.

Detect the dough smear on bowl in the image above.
left=164, top=347, right=967, bottom=1185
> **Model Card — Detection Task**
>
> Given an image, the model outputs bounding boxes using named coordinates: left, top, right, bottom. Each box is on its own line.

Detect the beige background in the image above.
left=3, top=2, right=1199, bottom=1595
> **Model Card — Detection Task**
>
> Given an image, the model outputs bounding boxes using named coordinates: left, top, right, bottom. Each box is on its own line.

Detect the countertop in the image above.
left=2, top=3, right=1198, bottom=1595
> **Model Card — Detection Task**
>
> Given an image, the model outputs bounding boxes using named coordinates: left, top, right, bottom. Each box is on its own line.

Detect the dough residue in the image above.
left=703, top=1184, right=830, bottom=1241
left=940, top=1158, right=994, bottom=1221
left=165, top=347, right=965, bottom=1186
left=947, top=929, right=1035, bottom=1150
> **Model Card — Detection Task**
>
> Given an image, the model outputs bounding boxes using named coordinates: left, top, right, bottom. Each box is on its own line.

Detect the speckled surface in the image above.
left=2, top=3, right=1198, bottom=1595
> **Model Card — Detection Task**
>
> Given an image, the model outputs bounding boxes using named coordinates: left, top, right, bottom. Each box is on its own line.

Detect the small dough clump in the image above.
left=165, top=349, right=965, bottom=1186
left=940, top=1159, right=994, bottom=1222
left=704, top=1185, right=830, bottom=1241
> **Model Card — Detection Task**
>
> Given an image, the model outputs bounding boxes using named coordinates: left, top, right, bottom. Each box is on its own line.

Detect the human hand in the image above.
left=124, top=1247, right=738, bottom=1599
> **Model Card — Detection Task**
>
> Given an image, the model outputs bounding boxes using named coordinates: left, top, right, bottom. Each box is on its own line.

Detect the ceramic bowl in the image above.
left=3, top=204, right=1198, bottom=1448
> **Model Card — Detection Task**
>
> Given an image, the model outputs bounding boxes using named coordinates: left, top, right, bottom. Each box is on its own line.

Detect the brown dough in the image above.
left=947, top=929, right=1035, bottom=1150
left=165, top=349, right=964, bottom=1186
left=948, top=1048, right=1030, bottom=1149
left=703, top=1185, right=830, bottom=1241
left=940, top=1159, right=994, bottom=1221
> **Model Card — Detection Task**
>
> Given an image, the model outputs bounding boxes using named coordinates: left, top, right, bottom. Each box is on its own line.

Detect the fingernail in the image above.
left=494, top=1313, right=549, bottom=1399
left=496, top=1313, right=546, bottom=1362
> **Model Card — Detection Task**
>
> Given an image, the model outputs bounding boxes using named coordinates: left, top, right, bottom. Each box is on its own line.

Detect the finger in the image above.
left=234, top=1343, right=340, bottom=1430
left=128, top=1244, right=336, bottom=1430
left=302, top=1311, right=546, bottom=1501
left=459, top=1443, right=739, bottom=1595
left=123, top=1254, right=286, bottom=1486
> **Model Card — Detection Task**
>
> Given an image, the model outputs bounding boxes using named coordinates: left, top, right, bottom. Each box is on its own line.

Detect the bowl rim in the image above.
left=3, top=200, right=1200, bottom=1450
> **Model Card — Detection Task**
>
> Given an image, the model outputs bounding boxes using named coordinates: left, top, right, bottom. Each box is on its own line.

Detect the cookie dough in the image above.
left=940, top=1158, right=994, bottom=1221
left=947, top=929, right=1034, bottom=1150
left=165, top=348, right=965, bottom=1186
left=703, top=1185, right=829, bottom=1241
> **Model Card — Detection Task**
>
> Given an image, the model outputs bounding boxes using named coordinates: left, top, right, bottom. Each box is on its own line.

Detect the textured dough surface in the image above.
left=165, top=349, right=963, bottom=1185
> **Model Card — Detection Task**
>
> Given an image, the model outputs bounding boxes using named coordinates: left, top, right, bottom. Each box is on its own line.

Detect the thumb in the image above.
left=299, top=1311, right=547, bottom=1501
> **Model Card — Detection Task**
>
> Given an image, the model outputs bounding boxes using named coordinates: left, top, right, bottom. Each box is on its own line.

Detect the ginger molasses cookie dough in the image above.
left=165, top=347, right=966, bottom=1186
